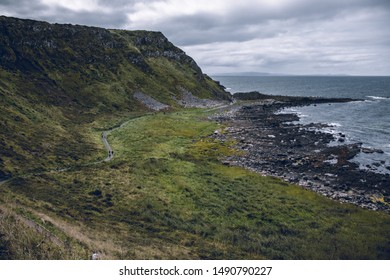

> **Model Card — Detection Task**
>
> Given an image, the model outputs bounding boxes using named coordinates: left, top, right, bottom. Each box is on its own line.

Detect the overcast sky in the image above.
left=1, top=0, right=390, bottom=75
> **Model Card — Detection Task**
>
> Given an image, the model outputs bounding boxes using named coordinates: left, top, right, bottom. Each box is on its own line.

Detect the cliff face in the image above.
left=1, top=18, right=187, bottom=75
left=0, top=16, right=228, bottom=99
left=0, top=16, right=230, bottom=178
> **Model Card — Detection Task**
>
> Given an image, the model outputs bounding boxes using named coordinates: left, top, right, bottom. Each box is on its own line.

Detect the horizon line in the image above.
left=210, top=73, right=390, bottom=77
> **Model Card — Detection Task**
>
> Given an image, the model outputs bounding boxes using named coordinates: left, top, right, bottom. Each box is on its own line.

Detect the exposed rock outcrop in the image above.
left=175, top=88, right=228, bottom=108
left=211, top=98, right=390, bottom=213
left=134, top=92, right=169, bottom=111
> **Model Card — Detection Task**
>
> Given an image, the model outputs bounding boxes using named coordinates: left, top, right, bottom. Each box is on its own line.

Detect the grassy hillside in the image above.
left=1, top=109, right=390, bottom=259
left=0, top=16, right=229, bottom=178
left=1, top=16, right=389, bottom=260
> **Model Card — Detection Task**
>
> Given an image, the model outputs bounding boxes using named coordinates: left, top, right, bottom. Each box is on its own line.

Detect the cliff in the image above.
left=0, top=16, right=229, bottom=102
left=0, top=16, right=230, bottom=178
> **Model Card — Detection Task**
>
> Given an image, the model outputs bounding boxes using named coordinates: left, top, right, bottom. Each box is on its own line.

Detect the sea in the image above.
left=212, top=76, right=390, bottom=175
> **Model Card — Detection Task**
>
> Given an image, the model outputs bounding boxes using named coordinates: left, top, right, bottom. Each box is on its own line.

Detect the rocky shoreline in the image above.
left=211, top=94, right=390, bottom=213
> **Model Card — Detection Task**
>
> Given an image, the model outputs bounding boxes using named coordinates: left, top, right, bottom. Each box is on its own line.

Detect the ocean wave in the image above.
left=276, top=108, right=300, bottom=115
left=322, top=128, right=339, bottom=136
left=278, top=109, right=308, bottom=118
left=328, top=122, right=341, bottom=127
left=281, top=108, right=299, bottom=113
left=298, top=114, right=308, bottom=117
left=352, top=100, right=374, bottom=104
left=367, top=96, right=390, bottom=100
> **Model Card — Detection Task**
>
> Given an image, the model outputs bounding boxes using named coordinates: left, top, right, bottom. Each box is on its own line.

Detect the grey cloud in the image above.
left=141, top=13, right=287, bottom=46
left=0, top=0, right=389, bottom=75
left=142, top=0, right=390, bottom=47
left=97, top=0, right=135, bottom=5
left=0, top=0, right=22, bottom=5
left=41, top=7, right=129, bottom=28
left=0, top=0, right=48, bottom=16
left=95, top=0, right=142, bottom=13
left=0, top=0, right=13, bottom=4
left=0, top=0, right=129, bottom=28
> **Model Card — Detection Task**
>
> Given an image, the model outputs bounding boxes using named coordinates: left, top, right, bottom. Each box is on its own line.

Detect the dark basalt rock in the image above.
left=361, top=147, right=384, bottom=154
left=233, top=91, right=363, bottom=103
left=211, top=97, right=390, bottom=213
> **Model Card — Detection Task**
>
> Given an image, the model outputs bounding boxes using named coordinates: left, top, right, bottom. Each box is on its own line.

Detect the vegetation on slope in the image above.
left=0, top=16, right=229, bottom=178
left=1, top=16, right=389, bottom=260
left=2, top=110, right=390, bottom=259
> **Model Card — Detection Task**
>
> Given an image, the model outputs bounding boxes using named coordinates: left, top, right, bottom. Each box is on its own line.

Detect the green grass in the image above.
left=0, top=17, right=229, bottom=179
left=0, top=203, right=88, bottom=260
left=1, top=17, right=389, bottom=260
left=2, top=109, right=390, bottom=259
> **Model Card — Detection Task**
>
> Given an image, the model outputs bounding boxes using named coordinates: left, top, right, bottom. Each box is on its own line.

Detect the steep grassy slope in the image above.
left=0, top=16, right=229, bottom=178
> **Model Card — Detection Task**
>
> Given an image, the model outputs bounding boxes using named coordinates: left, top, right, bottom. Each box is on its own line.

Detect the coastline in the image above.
left=211, top=95, right=390, bottom=213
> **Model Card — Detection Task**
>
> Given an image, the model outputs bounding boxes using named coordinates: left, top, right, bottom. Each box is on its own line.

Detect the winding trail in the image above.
left=101, top=131, right=114, bottom=161
left=0, top=106, right=233, bottom=253
left=0, top=128, right=116, bottom=188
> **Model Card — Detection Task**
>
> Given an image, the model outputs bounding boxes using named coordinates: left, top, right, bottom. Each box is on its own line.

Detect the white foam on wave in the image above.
left=286, top=108, right=308, bottom=116
left=367, top=96, right=390, bottom=100
left=280, top=108, right=299, bottom=113
left=328, top=122, right=341, bottom=127
left=352, top=100, right=373, bottom=104
left=323, top=128, right=339, bottom=136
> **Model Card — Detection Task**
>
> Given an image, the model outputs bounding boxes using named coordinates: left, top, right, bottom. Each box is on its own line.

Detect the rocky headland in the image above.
left=211, top=92, right=390, bottom=213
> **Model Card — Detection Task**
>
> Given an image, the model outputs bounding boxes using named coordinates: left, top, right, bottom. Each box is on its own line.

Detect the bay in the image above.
left=213, top=76, right=390, bottom=174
